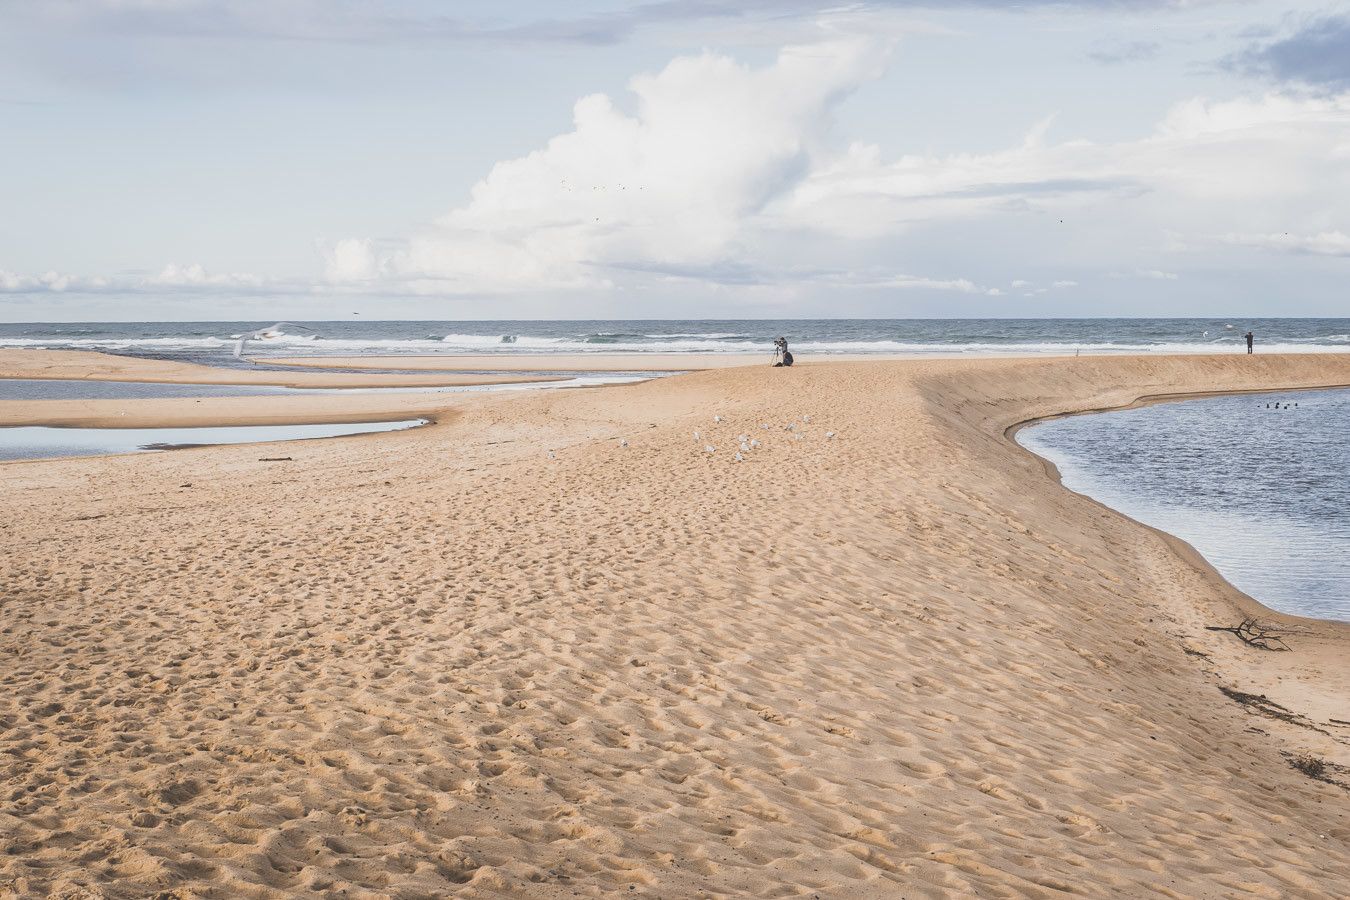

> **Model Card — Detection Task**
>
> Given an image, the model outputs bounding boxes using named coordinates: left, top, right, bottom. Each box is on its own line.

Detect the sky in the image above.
left=2, top=0, right=1349, bottom=321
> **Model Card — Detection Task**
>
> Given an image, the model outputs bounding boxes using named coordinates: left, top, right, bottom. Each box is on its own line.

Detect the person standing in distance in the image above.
left=1245, top=331, right=1254, bottom=354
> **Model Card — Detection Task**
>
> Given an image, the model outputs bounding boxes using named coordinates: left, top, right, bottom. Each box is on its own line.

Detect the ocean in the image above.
left=1018, top=387, right=1350, bottom=623
left=2, top=318, right=1350, bottom=365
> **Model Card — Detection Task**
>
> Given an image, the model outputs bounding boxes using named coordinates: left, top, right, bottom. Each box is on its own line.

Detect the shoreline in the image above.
left=3, top=351, right=1348, bottom=896
left=256, top=348, right=1332, bottom=372
left=1005, top=381, right=1350, bottom=633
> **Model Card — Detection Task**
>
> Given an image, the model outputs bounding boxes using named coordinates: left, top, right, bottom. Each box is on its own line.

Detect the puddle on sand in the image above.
left=0, top=419, right=428, bottom=462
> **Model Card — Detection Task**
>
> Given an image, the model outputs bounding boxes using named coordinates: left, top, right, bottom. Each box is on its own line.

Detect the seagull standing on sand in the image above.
left=232, top=323, right=315, bottom=358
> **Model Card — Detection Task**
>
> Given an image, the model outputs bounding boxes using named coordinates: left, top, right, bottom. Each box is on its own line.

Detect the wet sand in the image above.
left=0, top=349, right=564, bottom=389
left=2, top=352, right=1348, bottom=898
left=256, top=353, right=772, bottom=372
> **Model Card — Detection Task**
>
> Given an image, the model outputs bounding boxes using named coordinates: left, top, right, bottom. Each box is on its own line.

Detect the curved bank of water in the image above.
left=1017, top=387, right=1350, bottom=622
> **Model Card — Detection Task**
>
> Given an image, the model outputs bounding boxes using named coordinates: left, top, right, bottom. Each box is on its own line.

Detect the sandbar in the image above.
left=0, top=349, right=565, bottom=388
left=2, top=351, right=1347, bottom=898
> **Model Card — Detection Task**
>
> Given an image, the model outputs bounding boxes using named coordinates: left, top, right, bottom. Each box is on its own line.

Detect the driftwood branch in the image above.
left=1205, top=618, right=1296, bottom=651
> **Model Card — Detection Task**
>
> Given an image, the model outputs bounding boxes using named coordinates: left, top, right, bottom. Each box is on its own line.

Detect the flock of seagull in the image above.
left=692, top=415, right=836, bottom=462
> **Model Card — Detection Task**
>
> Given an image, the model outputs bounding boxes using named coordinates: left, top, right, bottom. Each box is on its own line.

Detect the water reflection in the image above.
left=0, top=419, right=428, bottom=462
left=1018, top=388, right=1350, bottom=622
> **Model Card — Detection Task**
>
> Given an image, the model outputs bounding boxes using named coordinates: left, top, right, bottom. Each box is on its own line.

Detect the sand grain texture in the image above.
left=2, top=354, right=1348, bottom=898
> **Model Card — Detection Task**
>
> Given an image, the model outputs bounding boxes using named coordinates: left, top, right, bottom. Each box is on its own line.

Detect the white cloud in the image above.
left=0, top=269, right=88, bottom=293
left=149, top=262, right=262, bottom=287
left=1219, top=230, right=1350, bottom=257
left=338, top=70, right=1350, bottom=299
left=332, top=36, right=893, bottom=293
left=1110, top=268, right=1179, bottom=280
left=322, top=238, right=381, bottom=282
left=0, top=263, right=266, bottom=294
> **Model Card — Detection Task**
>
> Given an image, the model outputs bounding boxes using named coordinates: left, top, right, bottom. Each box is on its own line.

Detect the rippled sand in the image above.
left=2, top=352, right=1348, bottom=898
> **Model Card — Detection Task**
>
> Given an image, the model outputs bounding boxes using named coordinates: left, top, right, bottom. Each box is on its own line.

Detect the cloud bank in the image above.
left=312, top=41, right=1350, bottom=300
left=7, top=11, right=1350, bottom=313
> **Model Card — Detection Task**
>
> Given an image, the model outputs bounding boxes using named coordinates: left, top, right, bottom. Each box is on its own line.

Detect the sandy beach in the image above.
left=2, top=351, right=1348, bottom=898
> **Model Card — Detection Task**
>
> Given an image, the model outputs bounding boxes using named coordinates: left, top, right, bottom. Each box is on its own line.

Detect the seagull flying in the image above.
left=232, top=322, right=314, bottom=358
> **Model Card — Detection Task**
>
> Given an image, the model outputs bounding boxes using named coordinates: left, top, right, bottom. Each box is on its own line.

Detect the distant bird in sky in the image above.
left=232, top=322, right=314, bottom=358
